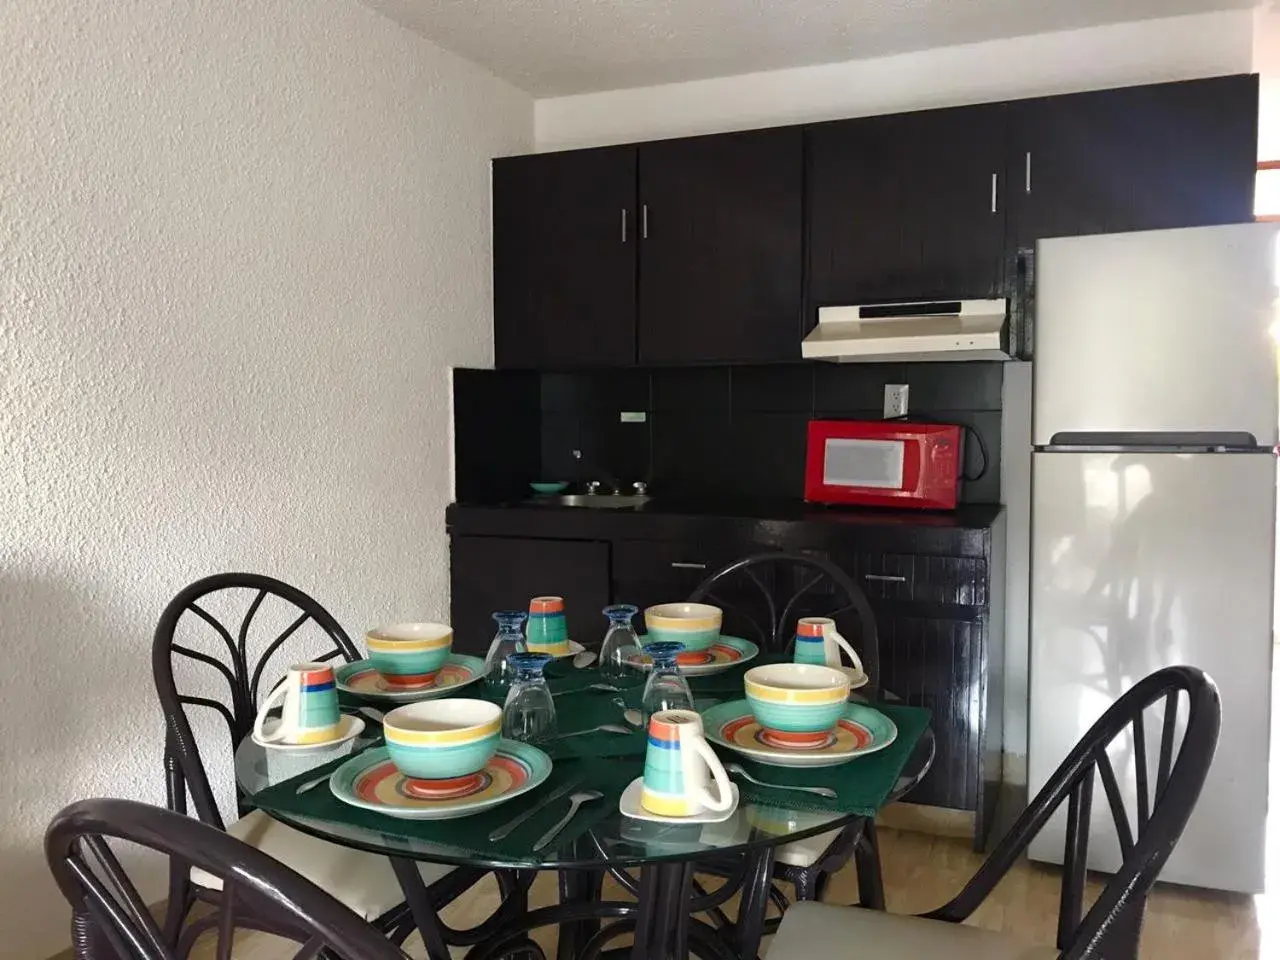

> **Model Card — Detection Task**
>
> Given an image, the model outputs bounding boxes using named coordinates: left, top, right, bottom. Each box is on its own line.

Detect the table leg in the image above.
left=389, top=856, right=453, bottom=960
left=732, top=847, right=775, bottom=960
left=854, top=821, right=886, bottom=911
left=629, top=861, right=692, bottom=960
left=557, top=867, right=603, bottom=960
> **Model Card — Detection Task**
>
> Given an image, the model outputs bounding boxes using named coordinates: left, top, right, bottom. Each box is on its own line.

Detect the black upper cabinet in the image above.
left=807, top=103, right=1008, bottom=310
left=1007, top=75, right=1259, bottom=249
left=493, top=147, right=637, bottom=369
left=638, top=128, right=804, bottom=363
left=492, top=75, right=1258, bottom=370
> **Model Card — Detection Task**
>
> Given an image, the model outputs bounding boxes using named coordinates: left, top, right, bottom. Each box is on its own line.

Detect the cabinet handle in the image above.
left=642, top=204, right=649, bottom=240
left=990, top=173, right=998, bottom=214
left=670, top=561, right=706, bottom=570
left=621, top=208, right=627, bottom=243
left=864, top=573, right=907, bottom=583
left=1025, top=151, right=1032, bottom=194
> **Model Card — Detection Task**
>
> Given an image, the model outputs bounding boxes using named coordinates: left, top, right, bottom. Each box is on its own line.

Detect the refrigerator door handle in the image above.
left=1046, top=430, right=1262, bottom=450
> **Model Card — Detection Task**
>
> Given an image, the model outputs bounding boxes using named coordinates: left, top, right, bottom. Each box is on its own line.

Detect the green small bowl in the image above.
left=529, top=481, right=569, bottom=495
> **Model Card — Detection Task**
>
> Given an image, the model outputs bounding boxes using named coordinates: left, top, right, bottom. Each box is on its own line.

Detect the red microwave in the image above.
left=804, top=420, right=963, bottom=510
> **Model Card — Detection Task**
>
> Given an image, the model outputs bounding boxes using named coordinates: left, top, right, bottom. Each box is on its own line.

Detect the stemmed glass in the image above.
left=641, top=641, right=694, bottom=722
left=502, top=653, right=557, bottom=742
left=484, top=611, right=527, bottom=696
left=599, top=604, right=640, bottom=681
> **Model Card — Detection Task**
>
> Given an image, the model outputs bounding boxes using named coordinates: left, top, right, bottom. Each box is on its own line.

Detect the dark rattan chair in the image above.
left=151, top=573, right=509, bottom=952
left=767, top=665, right=1221, bottom=960
left=46, top=796, right=409, bottom=960
left=688, top=552, right=886, bottom=906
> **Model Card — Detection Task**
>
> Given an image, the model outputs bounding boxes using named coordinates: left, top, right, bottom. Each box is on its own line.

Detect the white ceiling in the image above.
left=364, top=0, right=1255, bottom=97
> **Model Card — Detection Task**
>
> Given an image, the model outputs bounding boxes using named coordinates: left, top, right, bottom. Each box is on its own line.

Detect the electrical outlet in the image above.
left=883, top=384, right=909, bottom=419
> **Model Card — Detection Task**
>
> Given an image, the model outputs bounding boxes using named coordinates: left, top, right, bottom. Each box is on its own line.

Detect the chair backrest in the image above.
left=46, top=797, right=407, bottom=960
left=924, top=666, right=1220, bottom=960
left=687, top=552, right=880, bottom=684
left=152, top=573, right=359, bottom=829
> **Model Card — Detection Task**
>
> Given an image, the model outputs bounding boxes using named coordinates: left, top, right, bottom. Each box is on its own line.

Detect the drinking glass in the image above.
left=484, top=611, right=527, bottom=696
left=641, top=641, right=694, bottom=723
left=599, top=604, right=640, bottom=681
left=502, top=653, right=557, bottom=742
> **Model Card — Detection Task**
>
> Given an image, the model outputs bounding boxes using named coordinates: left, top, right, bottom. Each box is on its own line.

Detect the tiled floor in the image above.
left=197, top=826, right=1271, bottom=958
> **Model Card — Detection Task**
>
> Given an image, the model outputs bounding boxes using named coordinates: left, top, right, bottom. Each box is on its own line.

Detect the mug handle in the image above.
left=690, top=736, right=735, bottom=812
left=825, top=627, right=864, bottom=674
left=252, top=683, right=291, bottom=744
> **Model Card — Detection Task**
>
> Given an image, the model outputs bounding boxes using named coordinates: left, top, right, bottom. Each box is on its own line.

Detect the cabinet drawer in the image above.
left=855, top=553, right=987, bottom=607
left=612, top=540, right=743, bottom=586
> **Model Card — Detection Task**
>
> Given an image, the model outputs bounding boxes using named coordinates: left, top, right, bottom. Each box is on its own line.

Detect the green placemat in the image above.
left=248, top=749, right=638, bottom=863
left=727, top=703, right=932, bottom=816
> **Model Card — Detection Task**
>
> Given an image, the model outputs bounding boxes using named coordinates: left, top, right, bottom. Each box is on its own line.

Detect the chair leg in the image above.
left=161, top=865, right=191, bottom=946
left=854, top=821, right=886, bottom=911
left=792, top=867, right=821, bottom=902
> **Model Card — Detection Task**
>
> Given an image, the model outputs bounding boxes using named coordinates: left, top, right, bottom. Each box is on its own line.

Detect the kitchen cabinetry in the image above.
left=492, top=74, right=1257, bottom=370
left=638, top=128, right=804, bottom=363
left=493, top=130, right=803, bottom=368
left=492, top=147, right=637, bottom=369
left=447, top=502, right=1005, bottom=847
left=1006, top=75, right=1258, bottom=247
left=448, top=536, right=610, bottom=655
left=807, top=103, right=1008, bottom=307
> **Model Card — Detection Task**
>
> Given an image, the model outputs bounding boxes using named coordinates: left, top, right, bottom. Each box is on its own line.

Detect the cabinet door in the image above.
left=493, top=147, right=637, bottom=369
left=638, top=129, right=803, bottom=363
left=449, top=537, right=611, bottom=656
left=807, top=104, right=1007, bottom=310
left=1007, top=76, right=1259, bottom=246
left=876, top=613, right=984, bottom=811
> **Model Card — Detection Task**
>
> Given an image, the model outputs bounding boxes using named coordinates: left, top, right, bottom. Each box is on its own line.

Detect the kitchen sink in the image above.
left=523, top=494, right=652, bottom=509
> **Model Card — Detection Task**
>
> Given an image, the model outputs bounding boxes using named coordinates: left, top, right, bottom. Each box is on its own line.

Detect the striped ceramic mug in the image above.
left=252, top=662, right=341, bottom=745
left=526, top=596, right=571, bottom=656
left=640, top=709, right=734, bottom=818
left=793, top=617, right=864, bottom=673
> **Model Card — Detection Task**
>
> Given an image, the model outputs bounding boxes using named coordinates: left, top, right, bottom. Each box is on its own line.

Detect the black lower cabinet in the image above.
left=449, top=536, right=610, bottom=656
left=447, top=504, right=1004, bottom=848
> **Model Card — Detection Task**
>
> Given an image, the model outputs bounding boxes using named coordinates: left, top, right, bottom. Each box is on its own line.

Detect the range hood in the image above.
left=801, top=299, right=1011, bottom=362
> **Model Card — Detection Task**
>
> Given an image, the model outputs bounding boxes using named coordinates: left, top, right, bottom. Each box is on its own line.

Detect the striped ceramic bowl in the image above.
left=643, top=602, right=722, bottom=654
left=743, top=663, right=851, bottom=749
left=366, top=622, right=453, bottom=690
left=383, top=699, right=502, bottom=780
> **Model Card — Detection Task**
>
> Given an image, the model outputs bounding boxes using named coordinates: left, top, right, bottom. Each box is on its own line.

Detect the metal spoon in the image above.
left=554, top=723, right=633, bottom=739
left=357, top=706, right=386, bottom=725
left=612, top=698, right=644, bottom=729
left=573, top=650, right=598, bottom=669
left=295, top=772, right=331, bottom=795
left=725, top=763, right=838, bottom=799
left=552, top=683, right=622, bottom=697
left=534, top=789, right=603, bottom=850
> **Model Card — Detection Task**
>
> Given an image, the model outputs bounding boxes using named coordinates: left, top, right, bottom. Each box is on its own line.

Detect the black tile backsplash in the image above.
left=454, top=362, right=1005, bottom=505
left=651, top=367, right=731, bottom=411
left=453, top=368, right=541, bottom=503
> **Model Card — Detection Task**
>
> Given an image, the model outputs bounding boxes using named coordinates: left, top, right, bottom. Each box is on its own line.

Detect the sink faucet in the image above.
left=573, top=450, right=624, bottom=495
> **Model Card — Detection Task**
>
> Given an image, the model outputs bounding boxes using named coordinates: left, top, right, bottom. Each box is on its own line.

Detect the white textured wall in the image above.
left=0, top=2, right=530, bottom=955
left=535, top=10, right=1255, bottom=150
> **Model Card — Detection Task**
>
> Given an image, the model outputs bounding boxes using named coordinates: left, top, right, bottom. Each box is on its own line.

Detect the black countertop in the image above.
left=447, top=498, right=1003, bottom=554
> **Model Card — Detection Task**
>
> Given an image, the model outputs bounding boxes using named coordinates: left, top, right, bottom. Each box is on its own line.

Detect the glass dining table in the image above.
left=235, top=708, right=935, bottom=960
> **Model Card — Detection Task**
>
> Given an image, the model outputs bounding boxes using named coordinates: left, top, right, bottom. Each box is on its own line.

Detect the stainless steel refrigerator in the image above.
left=1029, top=222, right=1279, bottom=893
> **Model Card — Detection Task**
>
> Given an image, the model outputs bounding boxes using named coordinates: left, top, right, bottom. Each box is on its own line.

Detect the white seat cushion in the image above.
left=774, top=829, right=842, bottom=868
left=190, top=810, right=454, bottom=921
left=767, top=902, right=1058, bottom=960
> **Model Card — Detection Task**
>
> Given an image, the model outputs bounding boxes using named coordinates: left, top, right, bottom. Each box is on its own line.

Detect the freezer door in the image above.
left=1034, top=223, right=1279, bottom=447
left=1028, top=450, right=1274, bottom=892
